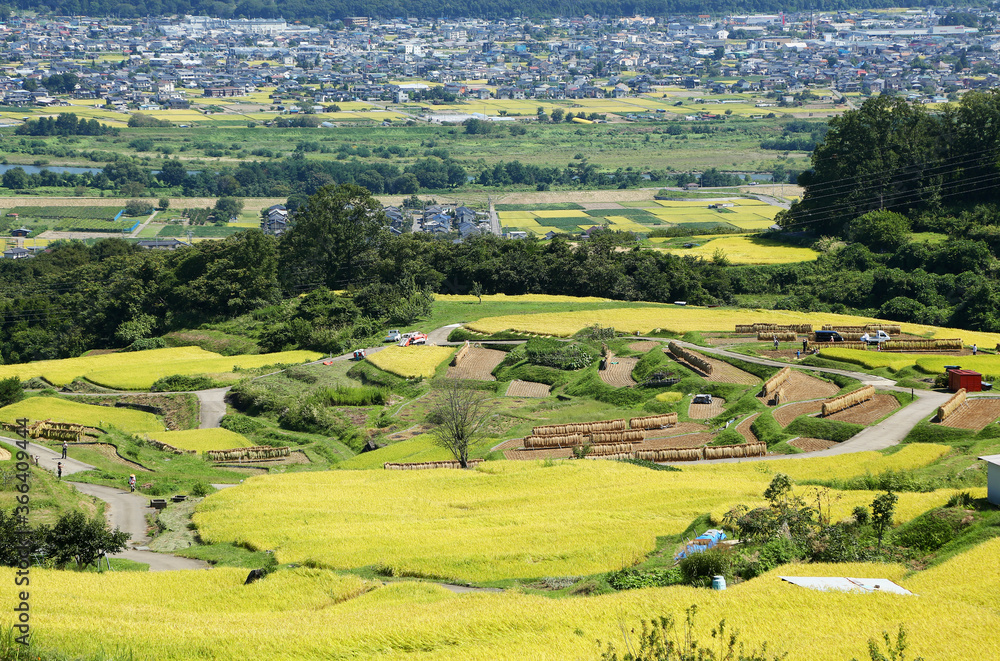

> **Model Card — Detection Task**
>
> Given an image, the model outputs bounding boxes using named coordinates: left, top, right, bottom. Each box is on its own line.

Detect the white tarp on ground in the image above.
left=779, top=577, right=914, bottom=595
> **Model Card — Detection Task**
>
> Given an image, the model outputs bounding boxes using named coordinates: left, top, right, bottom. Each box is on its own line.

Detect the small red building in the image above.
left=948, top=369, right=982, bottom=392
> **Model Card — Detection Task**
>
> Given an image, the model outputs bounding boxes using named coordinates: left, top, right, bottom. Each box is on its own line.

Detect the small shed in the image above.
left=979, top=454, right=1000, bottom=506
left=11, top=227, right=30, bottom=237
left=948, top=369, right=982, bottom=392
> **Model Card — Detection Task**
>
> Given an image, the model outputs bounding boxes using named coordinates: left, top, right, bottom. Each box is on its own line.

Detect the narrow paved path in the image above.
left=197, top=388, right=229, bottom=429
left=0, top=435, right=208, bottom=571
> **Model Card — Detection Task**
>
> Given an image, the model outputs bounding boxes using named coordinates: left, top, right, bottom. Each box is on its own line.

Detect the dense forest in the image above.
left=6, top=0, right=983, bottom=22
left=6, top=92, right=1000, bottom=364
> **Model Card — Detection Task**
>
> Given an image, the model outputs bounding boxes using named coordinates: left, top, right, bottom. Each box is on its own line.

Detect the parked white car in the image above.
left=860, top=330, right=891, bottom=344
left=385, top=330, right=401, bottom=342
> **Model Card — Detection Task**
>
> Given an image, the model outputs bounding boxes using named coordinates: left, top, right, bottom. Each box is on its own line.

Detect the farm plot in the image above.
left=640, top=432, right=714, bottom=450
left=823, top=394, right=900, bottom=425
left=0, top=398, right=162, bottom=433
left=504, top=380, right=551, bottom=398
left=358, top=345, right=454, bottom=380
left=671, top=352, right=760, bottom=386
left=657, top=236, right=821, bottom=264
left=628, top=341, right=662, bottom=352
left=446, top=347, right=505, bottom=381
left=759, top=371, right=840, bottom=404
left=688, top=397, right=726, bottom=419
left=774, top=400, right=823, bottom=427
left=735, top=413, right=759, bottom=443
left=789, top=437, right=839, bottom=452
left=939, top=398, right=1000, bottom=431
left=144, top=429, right=252, bottom=454
left=599, top=354, right=638, bottom=387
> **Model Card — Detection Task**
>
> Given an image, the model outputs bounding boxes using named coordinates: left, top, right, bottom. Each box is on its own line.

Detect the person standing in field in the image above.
left=973, top=344, right=978, bottom=355
left=57, top=462, right=62, bottom=480
left=61, top=440, right=68, bottom=459
left=773, top=335, right=779, bottom=350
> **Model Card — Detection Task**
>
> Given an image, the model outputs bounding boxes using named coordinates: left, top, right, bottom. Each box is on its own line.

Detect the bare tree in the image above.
left=429, top=381, right=496, bottom=468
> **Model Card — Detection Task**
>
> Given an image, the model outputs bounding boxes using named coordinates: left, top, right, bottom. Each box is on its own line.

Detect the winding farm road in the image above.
left=0, top=435, right=208, bottom=571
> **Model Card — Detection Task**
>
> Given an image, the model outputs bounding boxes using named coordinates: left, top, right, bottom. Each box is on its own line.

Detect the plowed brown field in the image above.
left=736, top=414, right=759, bottom=443
left=940, top=398, right=1000, bottom=431
left=824, top=393, right=900, bottom=425
left=446, top=347, right=505, bottom=381
left=628, top=341, right=662, bottom=352
left=789, top=437, right=838, bottom=452
left=774, top=400, right=823, bottom=427
left=504, top=380, right=551, bottom=398
left=689, top=397, right=726, bottom=419
left=600, top=353, right=638, bottom=387
left=759, top=371, right=839, bottom=405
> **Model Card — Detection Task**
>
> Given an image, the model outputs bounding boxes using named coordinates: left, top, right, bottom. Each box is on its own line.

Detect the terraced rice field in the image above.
left=445, top=347, right=505, bottom=381
left=627, top=341, right=662, bottom=352
left=144, top=428, right=252, bottom=454
left=364, top=345, right=455, bottom=379
left=774, top=400, right=823, bottom=427
left=671, top=351, right=760, bottom=385
left=735, top=413, right=759, bottom=443
left=0, top=397, right=163, bottom=433
left=193, top=444, right=961, bottom=583
left=823, top=394, right=900, bottom=425
left=758, top=371, right=840, bottom=405
left=504, top=380, right=551, bottom=398
left=0, top=346, right=321, bottom=390
left=599, top=354, right=638, bottom=387
left=657, top=236, right=821, bottom=264
left=641, top=432, right=714, bottom=450
left=789, top=437, right=839, bottom=452
left=689, top=397, right=726, bottom=419
left=939, top=398, right=1000, bottom=431
left=464, top=304, right=1000, bottom=348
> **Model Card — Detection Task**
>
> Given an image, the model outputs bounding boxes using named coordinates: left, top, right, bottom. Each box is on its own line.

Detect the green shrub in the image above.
left=524, top=338, right=595, bottom=370
left=191, top=482, right=216, bottom=497
left=0, top=376, right=23, bottom=408
left=607, top=566, right=682, bottom=590
left=123, top=337, right=167, bottom=352
left=150, top=374, right=217, bottom=392
left=496, top=362, right=566, bottom=386
left=707, top=429, right=745, bottom=446
left=220, top=413, right=265, bottom=435
left=679, top=549, right=731, bottom=586
left=785, top=417, right=863, bottom=443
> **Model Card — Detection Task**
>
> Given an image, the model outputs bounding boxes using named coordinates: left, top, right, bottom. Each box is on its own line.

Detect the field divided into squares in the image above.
left=497, top=198, right=782, bottom=236
left=4, top=205, right=134, bottom=232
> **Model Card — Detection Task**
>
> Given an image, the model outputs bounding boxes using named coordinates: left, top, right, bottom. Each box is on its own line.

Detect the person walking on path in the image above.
left=128, top=474, right=136, bottom=493
left=57, top=462, right=62, bottom=480
left=61, top=440, right=68, bottom=459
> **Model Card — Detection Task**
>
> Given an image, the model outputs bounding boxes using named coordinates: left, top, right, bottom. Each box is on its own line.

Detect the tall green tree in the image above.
left=278, top=183, right=389, bottom=292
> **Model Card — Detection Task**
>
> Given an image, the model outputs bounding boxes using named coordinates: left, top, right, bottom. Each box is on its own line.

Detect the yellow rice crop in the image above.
left=364, top=345, right=455, bottom=379
left=0, top=347, right=320, bottom=390
left=4, top=539, right=1000, bottom=661
left=144, top=428, right=251, bottom=453
left=659, top=237, right=821, bottom=264
left=434, top=293, right=611, bottom=304
left=0, top=397, right=163, bottom=433
left=464, top=306, right=1000, bottom=346
left=821, top=348, right=1000, bottom=377
left=194, top=445, right=954, bottom=583
left=338, top=434, right=462, bottom=469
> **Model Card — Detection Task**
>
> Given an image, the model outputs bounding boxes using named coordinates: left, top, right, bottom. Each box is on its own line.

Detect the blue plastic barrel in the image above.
left=712, top=575, right=727, bottom=591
